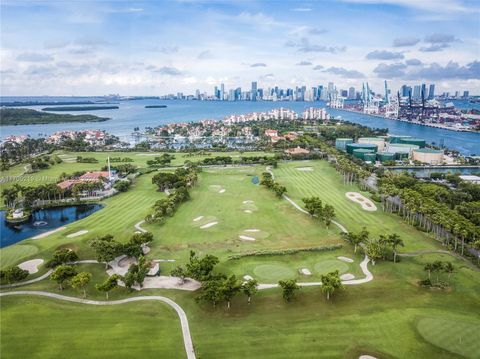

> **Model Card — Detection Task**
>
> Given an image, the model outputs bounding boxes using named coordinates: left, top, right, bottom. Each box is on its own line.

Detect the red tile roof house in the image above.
left=56, top=171, right=113, bottom=191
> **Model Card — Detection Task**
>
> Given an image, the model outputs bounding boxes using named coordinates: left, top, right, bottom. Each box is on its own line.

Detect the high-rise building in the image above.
left=214, top=86, right=219, bottom=100
left=348, top=87, right=355, bottom=99
left=455, top=91, right=460, bottom=98
left=327, top=82, right=334, bottom=97
left=413, top=85, right=421, bottom=99
left=421, top=83, right=427, bottom=100
left=220, top=83, right=225, bottom=101
left=463, top=91, right=470, bottom=98
left=251, top=81, right=258, bottom=101
left=428, top=84, right=435, bottom=100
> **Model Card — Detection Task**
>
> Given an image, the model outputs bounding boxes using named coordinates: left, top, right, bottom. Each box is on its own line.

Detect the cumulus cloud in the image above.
left=16, top=52, right=54, bottom=62
left=296, top=61, right=312, bottom=66
left=250, top=63, right=267, bottom=67
left=393, top=37, right=420, bottom=47
left=424, top=33, right=457, bottom=44
left=373, top=63, right=407, bottom=78
left=152, top=66, right=183, bottom=76
left=286, top=38, right=345, bottom=53
left=366, top=50, right=404, bottom=60
left=322, top=67, right=364, bottom=78
left=313, top=65, right=324, bottom=70
left=405, top=58, right=422, bottom=66
left=420, top=43, right=450, bottom=52
left=23, top=65, right=56, bottom=76
left=420, top=33, right=459, bottom=52
left=408, top=60, right=480, bottom=80
left=259, top=73, right=275, bottom=81
left=44, top=40, right=70, bottom=49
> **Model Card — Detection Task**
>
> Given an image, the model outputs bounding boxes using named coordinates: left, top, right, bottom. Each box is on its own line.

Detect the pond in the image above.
left=0, top=204, right=103, bottom=248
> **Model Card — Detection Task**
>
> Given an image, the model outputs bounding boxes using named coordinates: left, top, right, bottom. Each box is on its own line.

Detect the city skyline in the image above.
left=1, top=0, right=479, bottom=96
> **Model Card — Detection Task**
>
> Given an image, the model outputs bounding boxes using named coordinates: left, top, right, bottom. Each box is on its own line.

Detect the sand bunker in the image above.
left=300, top=268, right=312, bottom=275
left=337, top=256, right=354, bottom=263
left=243, top=275, right=254, bottom=281
left=346, top=192, right=377, bottom=211
left=200, top=221, right=218, bottom=229
left=219, top=189, right=226, bottom=193
left=359, top=356, right=378, bottom=359
left=340, top=273, right=355, bottom=280
left=244, top=210, right=253, bottom=214
left=18, top=259, right=44, bottom=274
left=32, top=227, right=66, bottom=239
left=245, top=229, right=260, bottom=233
left=239, top=235, right=256, bottom=241
left=209, top=185, right=225, bottom=193
left=67, top=230, right=88, bottom=238
left=193, top=216, right=204, bottom=222
left=243, top=200, right=254, bottom=204
left=296, top=167, right=314, bottom=171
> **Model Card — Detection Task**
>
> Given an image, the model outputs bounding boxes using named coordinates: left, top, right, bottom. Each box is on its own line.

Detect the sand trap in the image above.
left=244, top=210, right=253, bottom=214
left=32, top=226, right=66, bottom=239
left=296, top=167, right=314, bottom=171
left=340, top=273, right=355, bottom=280
left=243, top=275, right=254, bottom=281
left=337, top=256, right=354, bottom=263
left=18, top=259, right=44, bottom=274
left=200, top=221, right=218, bottom=229
left=346, top=192, right=377, bottom=211
left=193, top=216, right=204, bottom=222
left=67, top=230, right=88, bottom=238
left=244, top=229, right=260, bottom=233
left=239, top=235, right=256, bottom=241
left=136, top=153, right=160, bottom=156
left=243, top=200, right=254, bottom=204
left=300, top=268, right=312, bottom=275
left=219, top=189, right=226, bottom=193
left=359, top=356, right=378, bottom=359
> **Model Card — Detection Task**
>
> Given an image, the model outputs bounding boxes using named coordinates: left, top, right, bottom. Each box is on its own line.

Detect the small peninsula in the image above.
left=0, top=108, right=109, bottom=126
left=41, top=106, right=119, bottom=111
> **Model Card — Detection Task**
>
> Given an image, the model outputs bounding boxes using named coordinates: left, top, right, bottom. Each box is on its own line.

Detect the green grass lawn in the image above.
left=274, top=161, right=443, bottom=253
left=1, top=158, right=479, bottom=359
left=0, top=296, right=185, bottom=359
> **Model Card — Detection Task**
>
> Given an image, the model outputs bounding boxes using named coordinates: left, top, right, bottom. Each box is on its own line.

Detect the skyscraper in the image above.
left=428, top=84, right=435, bottom=100
left=214, top=86, right=218, bottom=100
left=220, top=83, right=225, bottom=101
left=251, top=81, right=258, bottom=101
left=413, top=85, right=421, bottom=99
left=348, top=87, right=355, bottom=100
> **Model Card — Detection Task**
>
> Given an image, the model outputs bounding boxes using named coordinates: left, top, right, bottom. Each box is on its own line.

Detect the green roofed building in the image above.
left=377, top=152, right=396, bottom=162
left=335, top=138, right=353, bottom=151
left=399, top=138, right=426, bottom=148
left=353, top=148, right=375, bottom=160
left=346, top=143, right=378, bottom=154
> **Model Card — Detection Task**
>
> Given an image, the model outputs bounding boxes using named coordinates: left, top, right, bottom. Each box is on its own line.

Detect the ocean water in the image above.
left=1, top=97, right=479, bottom=155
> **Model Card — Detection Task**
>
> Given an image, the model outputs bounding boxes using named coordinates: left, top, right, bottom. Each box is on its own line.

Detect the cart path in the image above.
left=0, top=290, right=196, bottom=359
left=258, top=255, right=372, bottom=289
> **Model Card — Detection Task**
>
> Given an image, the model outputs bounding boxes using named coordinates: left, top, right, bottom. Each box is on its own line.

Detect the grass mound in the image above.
left=314, top=260, right=349, bottom=274
left=416, top=317, right=480, bottom=359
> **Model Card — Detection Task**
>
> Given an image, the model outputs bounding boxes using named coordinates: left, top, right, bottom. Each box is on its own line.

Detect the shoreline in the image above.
left=333, top=107, right=477, bottom=133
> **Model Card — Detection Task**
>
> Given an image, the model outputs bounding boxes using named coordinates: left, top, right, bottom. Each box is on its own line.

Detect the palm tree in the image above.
left=443, top=262, right=454, bottom=281
left=424, top=262, right=434, bottom=280
left=388, top=234, right=404, bottom=263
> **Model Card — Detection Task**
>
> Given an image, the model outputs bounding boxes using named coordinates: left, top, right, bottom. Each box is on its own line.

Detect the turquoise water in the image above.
left=1, top=97, right=479, bottom=155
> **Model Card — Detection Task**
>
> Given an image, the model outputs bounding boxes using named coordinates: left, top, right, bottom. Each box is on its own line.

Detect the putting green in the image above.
left=0, top=244, right=39, bottom=269
left=416, top=317, right=480, bottom=359
left=314, top=260, right=349, bottom=274
left=253, top=263, right=296, bottom=282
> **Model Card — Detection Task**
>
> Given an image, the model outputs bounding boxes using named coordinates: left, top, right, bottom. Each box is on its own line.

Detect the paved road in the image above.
left=0, top=290, right=196, bottom=359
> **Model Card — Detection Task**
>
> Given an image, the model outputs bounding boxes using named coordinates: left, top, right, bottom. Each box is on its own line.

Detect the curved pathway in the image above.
left=0, top=269, right=53, bottom=289
left=134, top=220, right=147, bottom=233
left=258, top=255, right=372, bottom=289
left=0, top=290, right=196, bottom=359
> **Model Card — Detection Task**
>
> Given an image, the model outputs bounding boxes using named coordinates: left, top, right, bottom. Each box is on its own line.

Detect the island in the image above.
left=41, top=106, right=119, bottom=111
left=0, top=108, right=109, bottom=125
left=145, top=105, right=167, bottom=108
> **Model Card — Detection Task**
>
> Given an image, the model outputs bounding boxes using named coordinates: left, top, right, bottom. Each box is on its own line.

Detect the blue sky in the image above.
left=1, top=0, right=479, bottom=96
